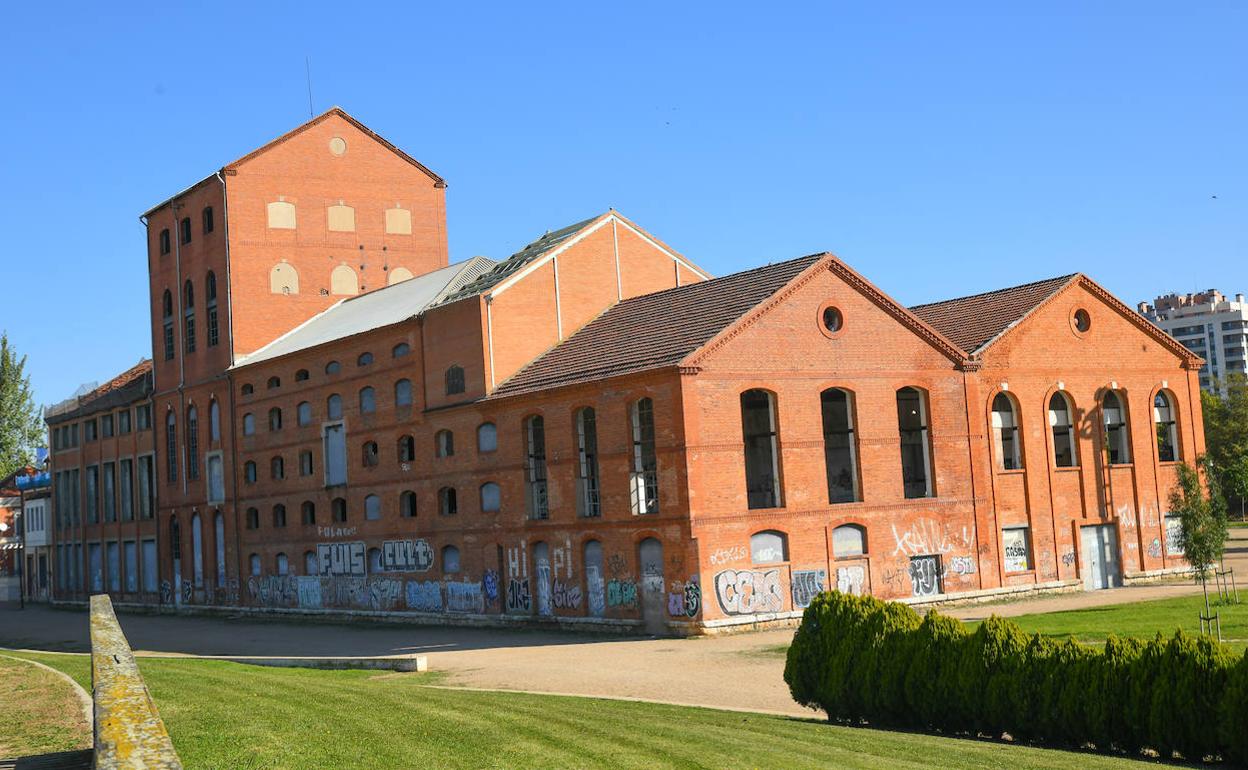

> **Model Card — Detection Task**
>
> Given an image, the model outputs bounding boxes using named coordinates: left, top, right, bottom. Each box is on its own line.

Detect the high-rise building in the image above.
left=1138, top=290, right=1248, bottom=392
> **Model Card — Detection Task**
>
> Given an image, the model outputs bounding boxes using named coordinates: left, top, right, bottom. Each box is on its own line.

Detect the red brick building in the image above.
left=49, top=109, right=1202, bottom=633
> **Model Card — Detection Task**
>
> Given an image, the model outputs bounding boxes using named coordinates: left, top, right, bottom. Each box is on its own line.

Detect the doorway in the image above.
left=639, top=538, right=665, bottom=634
left=1080, top=524, right=1122, bottom=590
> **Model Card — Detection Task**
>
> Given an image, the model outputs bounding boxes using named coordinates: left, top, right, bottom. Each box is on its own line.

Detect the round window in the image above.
left=328, top=137, right=347, bottom=156
left=1073, top=308, right=1091, bottom=333
left=821, top=306, right=844, bottom=334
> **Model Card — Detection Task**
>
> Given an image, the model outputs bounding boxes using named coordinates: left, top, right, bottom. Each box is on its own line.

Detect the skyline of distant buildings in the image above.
left=1139, top=288, right=1248, bottom=393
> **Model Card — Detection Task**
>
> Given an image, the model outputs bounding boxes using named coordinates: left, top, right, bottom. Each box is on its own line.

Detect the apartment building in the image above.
left=1139, top=289, right=1248, bottom=392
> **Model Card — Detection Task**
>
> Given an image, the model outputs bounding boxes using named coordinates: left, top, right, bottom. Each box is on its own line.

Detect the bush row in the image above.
left=783, top=591, right=1248, bottom=763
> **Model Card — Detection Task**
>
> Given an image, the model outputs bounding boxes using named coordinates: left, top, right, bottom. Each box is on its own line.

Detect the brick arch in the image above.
left=982, top=385, right=1027, bottom=472
left=270, top=262, right=299, bottom=295
left=330, top=264, right=358, bottom=295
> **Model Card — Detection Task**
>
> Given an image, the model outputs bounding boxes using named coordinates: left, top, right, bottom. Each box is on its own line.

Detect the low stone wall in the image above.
left=90, top=594, right=182, bottom=769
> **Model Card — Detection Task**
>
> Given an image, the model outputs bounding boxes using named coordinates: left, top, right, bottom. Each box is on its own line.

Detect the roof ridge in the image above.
left=608, top=253, right=826, bottom=307
left=909, top=273, right=1079, bottom=310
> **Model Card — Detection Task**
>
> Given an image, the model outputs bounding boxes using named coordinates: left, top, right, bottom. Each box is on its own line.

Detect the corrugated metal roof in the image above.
left=233, top=257, right=495, bottom=369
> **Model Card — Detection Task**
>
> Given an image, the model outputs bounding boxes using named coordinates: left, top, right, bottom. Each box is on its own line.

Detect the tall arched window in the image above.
left=242, top=413, right=255, bottom=435
left=1154, top=391, right=1178, bottom=462
left=330, top=264, right=358, bottom=295
left=161, top=289, right=175, bottom=360
left=250, top=553, right=261, bottom=576
left=359, top=386, right=376, bottom=414
left=394, top=379, right=413, bottom=407
left=820, top=388, right=859, bottom=503
left=301, top=501, right=316, bottom=525
left=524, top=416, right=549, bottom=519
left=442, top=545, right=461, bottom=574
left=439, top=487, right=457, bottom=515
left=304, top=550, right=318, bottom=575
left=327, top=394, right=343, bottom=421
left=750, top=530, right=788, bottom=564
left=365, top=494, right=381, bottom=520
left=272, top=504, right=287, bottom=527
left=574, top=408, right=601, bottom=517
left=190, top=513, right=204, bottom=588
left=297, top=401, right=312, bottom=426
left=245, top=508, right=259, bottom=529
left=183, top=279, right=196, bottom=353
left=368, top=548, right=383, bottom=574
left=480, top=482, right=501, bottom=513
left=209, top=399, right=220, bottom=442
left=398, top=435, right=415, bottom=462
left=276, top=553, right=289, bottom=576
left=630, top=398, right=659, bottom=514
left=896, top=387, right=934, bottom=498
left=205, top=271, right=219, bottom=347
left=362, top=441, right=379, bottom=467
left=268, top=407, right=282, bottom=431
left=991, top=393, right=1022, bottom=470
left=270, top=456, right=284, bottom=479
left=435, top=430, right=454, bottom=458
left=244, top=461, right=256, bottom=483
left=1103, top=391, right=1132, bottom=465
left=180, top=216, right=192, bottom=245
left=400, top=490, right=417, bottom=518
left=332, top=497, right=347, bottom=522
left=186, top=406, right=199, bottom=480
left=165, top=412, right=178, bottom=483
left=741, top=389, right=782, bottom=509
left=477, top=422, right=497, bottom=453
left=270, top=262, right=300, bottom=295
left=1048, top=392, right=1077, bottom=468
left=445, top=365, right=465, bottom=395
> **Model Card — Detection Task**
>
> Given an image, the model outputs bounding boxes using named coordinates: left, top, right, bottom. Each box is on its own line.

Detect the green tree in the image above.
left=1202, top=374, right=1248, bottom=519
left=1168, top=457, right=1229, bottom=616
left=0, top=332, right=42, bottom=479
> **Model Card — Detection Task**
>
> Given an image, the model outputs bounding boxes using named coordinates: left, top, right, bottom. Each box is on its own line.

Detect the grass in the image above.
left=7, top=651, right=1164, bottom=770
left=0, top=654, right=90, bottom=758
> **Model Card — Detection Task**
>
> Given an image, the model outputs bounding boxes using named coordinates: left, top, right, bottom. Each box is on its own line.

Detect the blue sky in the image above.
left=0, top=2, right=1243, bottom=409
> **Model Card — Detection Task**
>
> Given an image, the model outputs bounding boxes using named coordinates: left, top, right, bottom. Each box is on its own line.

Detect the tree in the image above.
left=0, top=332, right=42, bottom=479
left=1202, top=375, right=1248, bottom=519
left=1168, top=457, right=1229, bottom=617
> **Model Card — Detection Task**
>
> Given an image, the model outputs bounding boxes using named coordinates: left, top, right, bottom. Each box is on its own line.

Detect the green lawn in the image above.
left=0, top=655, right=90, bottom=758
left=9, top=651, right=1163, bottom=770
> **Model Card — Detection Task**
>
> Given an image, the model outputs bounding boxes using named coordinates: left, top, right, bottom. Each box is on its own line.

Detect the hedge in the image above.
left=783, top=591, right=1248, bottom=763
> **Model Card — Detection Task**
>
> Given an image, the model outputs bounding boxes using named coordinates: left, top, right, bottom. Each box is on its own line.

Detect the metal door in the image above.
left=1080, top=524, right=1122, bottom=590
left=639, top=538, right=665, bottom=635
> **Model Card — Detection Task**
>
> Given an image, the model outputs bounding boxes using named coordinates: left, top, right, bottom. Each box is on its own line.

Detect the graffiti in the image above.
left=881, top=568, right=905, bottom=592
left=317, top=541, right=366, bottom=576
left=506, top=577, right=531, bottom=613
left=607, top=579, right=638, bottom=608
left=182, top=580, right=194, bottom=603
left=213, top=578, right=240, bottom=605
left=552, top=579, right=583, bottom=610
left=248, top=575, right=298, bottom=607
left=535, top=559, right=553, bottom=616
left=406, top=580, right=442, bottom=612
left=714, top=569, right=784, bottom=616
left=835, top=566, right=865, bottom=596
left=483, top=569, right=500, bottom=604
left=891, top=519, right=972, bottom=557
left=1147, top=538, right=1162, bottom=559
left=708, top=545, right=748, bottom=566
left=948, top=556, right=976, bottom=575
left=586, top=565, right=606, bottom=616
left=607, top=553, right=629, bottom=578
left=316, top=525, right=358, bottom=539
left=908, top=557, right=941, bottom=598
left=1061, top=550, right=1076, bottom=567
left=382, top=539, right=433, bottom=572
left=1165, top=517, right=1184, bottom=555
left=446, top=580, right=483, bottom=613
left=159, top=580, right=172, bottom=604
left=369, top=578, right=404, bottom=610
left=296, top=576, right=322, bottom=608
left=506, top=543, right=528, bottom=579
left=683, top=579, right=701, bottom=618
left=1116, top=504, right=1136, bottom=529
left=552, top=537, right=573, bottom=579
left=322, top=577, right=368, bottom=608
left=667, top=578, right=702, bottom=617
left=792, top=569, right=828, bottom=607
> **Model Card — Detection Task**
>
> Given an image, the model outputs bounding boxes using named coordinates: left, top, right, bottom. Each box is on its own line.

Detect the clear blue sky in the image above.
left=1, top=2, right=1243, bottom=410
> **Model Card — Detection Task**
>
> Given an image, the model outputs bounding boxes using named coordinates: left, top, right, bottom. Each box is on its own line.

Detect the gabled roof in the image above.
left=233, top=257, right=495, bottom=369
left=489, top=255, right=823, bottom=398
left=142, top=107, right=444, bottom=217
left=909, top=274, right=1078, bottom=355
left=46, top=360, right=153, bottom=424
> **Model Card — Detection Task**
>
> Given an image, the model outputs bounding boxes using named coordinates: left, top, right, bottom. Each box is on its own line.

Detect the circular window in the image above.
left=820, top=305, right=844, bottom=336
left=328, top=137, right=347, bottom=156
left=1073, top=308, right=1091, bottom=334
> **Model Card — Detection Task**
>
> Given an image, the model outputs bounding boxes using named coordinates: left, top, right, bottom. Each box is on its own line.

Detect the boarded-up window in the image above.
left=832, top=524, right=866, bottom=558
left=331, top=265, right=359, bottom=295
left=324, top=423, right=347, bottom=486
left=271, top=262, right=299, bottom=295
left=385, top=206, right=412, bottom=234
left=267, top=199, right=296, bottom=229
left=388, top=267, right=414, bottom=285
left=327, top=203, right=356, bottom=232
left=750, top=531, right=787, bottom=564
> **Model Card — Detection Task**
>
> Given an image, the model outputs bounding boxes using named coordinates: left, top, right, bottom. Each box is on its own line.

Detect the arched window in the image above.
left=1103, top=391, right=1132, bottom=465
left=362, top=441, right=379, bottom=467
left=330, top=264, right=358, bottom=295
left=584, top=540, right=606, bottom=617
left=301, top=501, right=315, bottom=525
left=268, top=407, right=282, bottom=432
left=304, top=550, right=318, bottom=575
left=165, top=412, right=178, bottom=483
left=368, top=547, right=383, bottom=574
left=385, top=206, right=412, bottom=235
left=183, top=279, right=196, bottom=353
left=267, top=199, right=296, bottom=229
left=439, top=487, right=457, bottom=515
left=250, top=553, right=261, bottom=576
left=202, top=206, right=214, bottom=234
left=161, top=289, right=175, bottom=360
left=190, top=513, right=204, bottom=587
left=741, top=390, right=782, bottom=509
left=299, top=450, right=313, bottom=477
left=435, top=430, right=454, bottom=458
left=392, top=343, right=410, bottom=358
left=832, top=524, right=867, bottom=558
left=750, top=530, right=788, bottom=564
left=270, top=456, right=284, bottom=479
left=180, top=216, right=192, bottom=245
left=574, top=408, right=601, bottom=517
left=442, top=545, right=461, bottom=574
left=241, top=383, right=254, bottom=396
left=325, top=360, right=341, bottom=375
left=365, top=494, right=381, bottom=520
left=477, top=422, right=497, bottom=452
left=186, top=406, right=199, bottom=481
left=991, top=393, right=1022, bottom=470
left=205, top=271, right=219, bottom=347
left=357, top=352, right=374, bottom=367
left=267, top=376, right=281, bottom=390
left=394, top=379, right=413, bottom=407
left=159, top=228, right=171, bottom=255
left=246, top=508, right=259, bottom=529
left=480, top=482, right=501, bottom=513
left=328, top=202, right=355, bottom=232
left=327, top=394, right=343, bottom=420
left=388, top=267, right=414, bottom=284
left=297, top=401, right=312, bottom=426
left=1154, top=391, right=1178, bottom=462
left=630, top=398, right=659, bottom=514
left=359, top=386, right=376, bottom=414
left=445, top=365, right=465, bottom=395
left=269, top=262, right=299, bottom=295
left=820, top=388, right=859, bottom=503
left=331, top=497, right=347, bottom=522
left=398, top=435, right=415, bottom=462
left=276, top=553, right=289, bottom=576
left=400, top=490, right=417, bottom=518
left=896, top=387, right=934, bottom=498
left=1049, top=392, right=1078, bottom=468
left=244, top=461, right=257, bottom=484
left=272, top=504, right=287, bottom=527
left=524, top=416, right=549, bottom=519
left=209, top=400, right=220, bottom=442
left=295, top=369, right=310, bottom=382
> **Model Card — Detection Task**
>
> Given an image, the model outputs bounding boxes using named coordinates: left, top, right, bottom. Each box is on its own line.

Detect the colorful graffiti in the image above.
left=407, top=580, right=442, bottom=612
left=607, top=579, right=638, bottom=609
left=482, top=569, right=500, bottom=605
left=791, top=569, right=828, bottom=607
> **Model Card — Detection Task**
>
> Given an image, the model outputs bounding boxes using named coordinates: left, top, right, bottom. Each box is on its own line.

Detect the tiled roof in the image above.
left=909, top=274, right=1078, bottom=354
left=46, top=360, right=153, bottom=423
left=432, top=215, right=603, bottom=307
left=490, top=254, right=823, bottom=398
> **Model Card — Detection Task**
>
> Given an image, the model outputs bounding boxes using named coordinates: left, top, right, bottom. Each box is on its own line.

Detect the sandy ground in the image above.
left=3, top=528, right=1243, bottom=717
